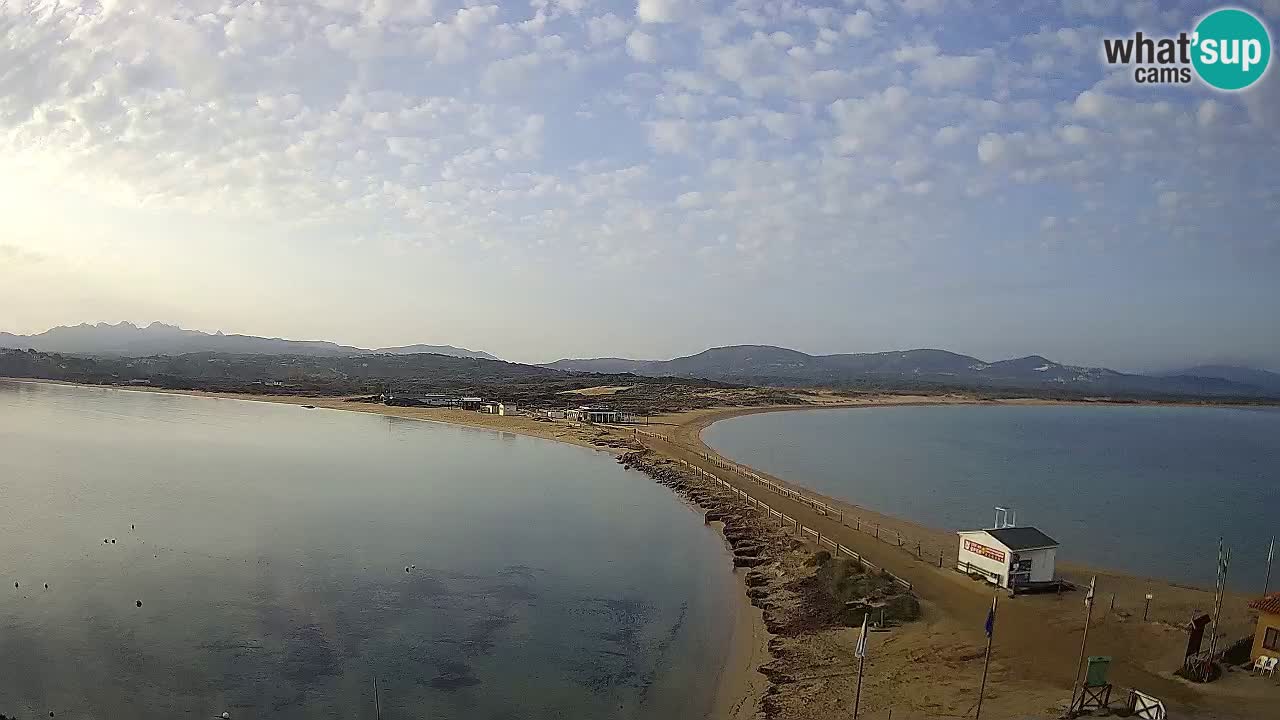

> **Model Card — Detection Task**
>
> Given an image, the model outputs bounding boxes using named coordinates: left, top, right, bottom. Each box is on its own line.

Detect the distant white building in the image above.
left=480, top=402, right=518, bottom=415
left=573, top=405, right=624, bottom=423
left=956, top=526, right=1059, bottom=590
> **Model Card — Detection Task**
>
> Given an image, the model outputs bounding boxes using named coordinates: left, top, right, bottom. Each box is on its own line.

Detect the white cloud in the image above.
left=1058, top=124, right=1091, bottom=144
left=759, top=111, right=802, bottom=139
left=636, top=0, right=694, bottom=24
left=1063, top=0, right=1119, bottom=17
left=586, top=13, right=629, bottom=45
left=914, top=54, right=984, bottom=89
left=934, top=125, right=963, bottom=145
left=626, top=30, right=659, bottom=62
left=1197, top=99, right=1221, bottom=128
left=830, top=86, right=911, bottom=154
left=900, top=0, right=947, bottom=15
left=977, top=133, right=1007, bottom=164
left=892, top=42, right=938, bottom=64
left=1071, top=90, right=1112, bottom=119
left=647, top=119, right=693, bottom=153
left=675, top=191, right=704, bottom=208
left=843, top=11, right=875, bottom=38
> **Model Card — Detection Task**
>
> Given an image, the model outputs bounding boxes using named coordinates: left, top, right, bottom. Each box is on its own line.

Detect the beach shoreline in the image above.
left=5, top=378, right=1271, bottom=717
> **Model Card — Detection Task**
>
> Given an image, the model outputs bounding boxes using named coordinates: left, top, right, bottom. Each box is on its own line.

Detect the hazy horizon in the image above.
left=4, top=318, right=1279, bottom=374
left=2, top=1, right=1278, bottom=370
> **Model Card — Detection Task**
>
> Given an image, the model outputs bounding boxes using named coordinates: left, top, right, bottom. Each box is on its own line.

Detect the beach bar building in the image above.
left=957, top=525, right=1060, bottom=590
left=573, top=405, right=624, bottom=423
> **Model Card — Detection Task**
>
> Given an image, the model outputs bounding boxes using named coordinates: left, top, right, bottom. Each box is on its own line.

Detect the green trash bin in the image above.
left=1085, top=656, right=1111, bottom=687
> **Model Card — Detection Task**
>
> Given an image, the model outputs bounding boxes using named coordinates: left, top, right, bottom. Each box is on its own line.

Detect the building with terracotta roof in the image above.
left=1248, top=593, right=1280, bottom=663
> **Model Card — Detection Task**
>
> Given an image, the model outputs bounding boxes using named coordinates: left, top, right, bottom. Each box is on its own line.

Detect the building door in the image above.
left=1009, top=555, right=1032, bottom=587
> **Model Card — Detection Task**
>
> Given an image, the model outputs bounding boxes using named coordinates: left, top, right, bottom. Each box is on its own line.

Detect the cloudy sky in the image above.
left=1, top=0, right=1277, bottom=369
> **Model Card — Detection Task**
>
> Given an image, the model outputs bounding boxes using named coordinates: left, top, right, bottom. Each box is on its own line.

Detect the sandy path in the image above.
left=639, top=403, right=1270, bottom=719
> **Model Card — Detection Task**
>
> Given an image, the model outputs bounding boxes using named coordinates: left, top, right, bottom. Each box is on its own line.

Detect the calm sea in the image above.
left=0, top=381, right=735, bottom=719
left=704, top=404, right=1280, bottom=591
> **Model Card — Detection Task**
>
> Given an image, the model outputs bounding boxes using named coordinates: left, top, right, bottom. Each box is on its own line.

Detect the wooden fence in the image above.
left=635, top=429, right=913, bottom=592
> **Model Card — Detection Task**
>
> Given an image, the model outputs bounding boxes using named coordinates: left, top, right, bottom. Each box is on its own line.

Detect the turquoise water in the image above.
left=704, top=404, right=1280, bottom=590
left=0, top=381, right=735, bottom=719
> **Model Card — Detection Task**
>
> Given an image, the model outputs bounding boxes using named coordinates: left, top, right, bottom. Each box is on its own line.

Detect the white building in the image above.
left=573, top=405, right=624, bottom=423
left=956, top=526, right=1059, bottom=590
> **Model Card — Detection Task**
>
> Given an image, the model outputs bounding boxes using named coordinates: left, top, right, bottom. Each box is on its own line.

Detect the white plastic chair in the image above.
left=1265, top=657, right=1279, bottom=678
left=1252, top=655, right=1271, bottom=674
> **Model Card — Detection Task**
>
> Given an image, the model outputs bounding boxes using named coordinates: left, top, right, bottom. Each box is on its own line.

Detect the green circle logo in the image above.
left=1192, top=8, right=1271, bottom=91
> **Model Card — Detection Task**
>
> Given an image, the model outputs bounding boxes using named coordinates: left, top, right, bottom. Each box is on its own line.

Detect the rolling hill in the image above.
left=544, top=345, right=1279, bottom=399
left=0, top=322, right=499, bottom=361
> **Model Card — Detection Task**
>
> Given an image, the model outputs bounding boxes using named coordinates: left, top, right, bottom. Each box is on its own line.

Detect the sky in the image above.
left=1, top=0, right=1278, bottom=370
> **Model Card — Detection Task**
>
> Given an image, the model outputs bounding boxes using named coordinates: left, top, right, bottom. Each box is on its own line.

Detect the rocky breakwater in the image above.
left=618, top=450, right=920, bottom=719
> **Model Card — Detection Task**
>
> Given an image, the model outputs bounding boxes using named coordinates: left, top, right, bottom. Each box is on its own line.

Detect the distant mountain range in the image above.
left=0, top=322, right=499, bottom=361
left=3, top=324, right=1276, bottom=400
left=1160, top=364, right=1280, bottom=393
left=544, top=346, right=1280, bottom=399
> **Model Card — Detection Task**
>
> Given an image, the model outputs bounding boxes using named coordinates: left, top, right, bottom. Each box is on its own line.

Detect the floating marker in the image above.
left=136, top=600, right=143, bottom=608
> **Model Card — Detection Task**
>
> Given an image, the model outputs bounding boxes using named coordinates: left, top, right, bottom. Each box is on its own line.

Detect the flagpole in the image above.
left=853, top=653, right=865, bottom=719
left=853, top=612, right=868, bottom=719
left=976, top=592, right=997, bottom=719
left=1068, top=577, right=1096, bottom=717
left=1264, top=537, right=1274, bottom=596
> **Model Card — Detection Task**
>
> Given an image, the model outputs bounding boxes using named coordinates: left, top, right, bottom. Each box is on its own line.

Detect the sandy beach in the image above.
left=7, top=379, right=1272, bottom=718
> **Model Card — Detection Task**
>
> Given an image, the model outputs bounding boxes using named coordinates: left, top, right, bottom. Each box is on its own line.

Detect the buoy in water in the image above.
left=136, top=600, right=142, bottom=608
left=222, top=712, right=231, bottom=719
left=405, top=566, right=410, bottom=573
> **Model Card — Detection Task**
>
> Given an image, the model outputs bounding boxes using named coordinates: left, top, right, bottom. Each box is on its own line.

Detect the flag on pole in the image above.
left=855, top=613, right=869, bottom=658
left=1084, top=575, right=1096, bottom=609
left=985, top=595, right=997, bottom=638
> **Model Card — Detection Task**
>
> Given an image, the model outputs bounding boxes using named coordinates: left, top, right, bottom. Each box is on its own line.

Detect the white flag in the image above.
left=1084, top=576, right=1096, bottom=609
left=855, top=613, right=869, bottom=659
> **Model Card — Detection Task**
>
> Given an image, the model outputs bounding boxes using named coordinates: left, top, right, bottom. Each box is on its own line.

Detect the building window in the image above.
left=1265, top=626, right=1280, bottom=652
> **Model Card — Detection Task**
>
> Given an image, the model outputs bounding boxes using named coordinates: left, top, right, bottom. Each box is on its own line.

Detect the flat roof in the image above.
left=962, top=520, right=1059, bottom=548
